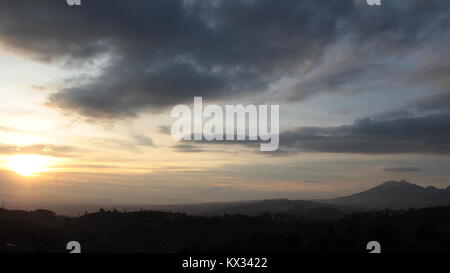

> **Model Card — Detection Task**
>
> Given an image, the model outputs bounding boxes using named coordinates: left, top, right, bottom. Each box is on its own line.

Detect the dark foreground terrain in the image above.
left=1, top=205, right=450, bottom=253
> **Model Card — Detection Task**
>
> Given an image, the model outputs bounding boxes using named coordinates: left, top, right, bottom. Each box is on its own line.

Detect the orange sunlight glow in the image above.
left=5, top=154, right=53, bottom=177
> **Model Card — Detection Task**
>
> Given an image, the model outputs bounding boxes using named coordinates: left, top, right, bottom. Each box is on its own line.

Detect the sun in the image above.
left=5, top=154, right=53, bottom=177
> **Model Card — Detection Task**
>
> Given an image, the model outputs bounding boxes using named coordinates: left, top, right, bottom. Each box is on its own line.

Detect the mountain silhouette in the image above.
left=2, top=180, right=448, bottom=218
left=149, top=181, right=450, bottom=216
left=2, top=181, right=450, bottom=253
left=321, top=180, right=450, bottom=209
left=82, top=181, right=449, bottom=218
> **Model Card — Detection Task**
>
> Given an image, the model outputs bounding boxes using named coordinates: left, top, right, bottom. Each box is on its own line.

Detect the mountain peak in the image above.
left=376, top=180, right=422, bottom=189
left=324, top=180, right=450, bottom=209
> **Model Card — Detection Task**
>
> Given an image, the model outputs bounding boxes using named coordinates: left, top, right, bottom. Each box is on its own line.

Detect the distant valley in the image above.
left=2, top=181, right=449, bottom=220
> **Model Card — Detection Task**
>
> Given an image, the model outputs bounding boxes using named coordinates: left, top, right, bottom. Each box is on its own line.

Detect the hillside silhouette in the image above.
left=2, top=181, right=450, bottom=253
left=1, top=205, right=450, bottom=253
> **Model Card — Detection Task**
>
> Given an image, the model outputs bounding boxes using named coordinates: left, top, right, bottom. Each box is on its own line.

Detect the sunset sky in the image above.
left=0, top=0, right=450, bottom=206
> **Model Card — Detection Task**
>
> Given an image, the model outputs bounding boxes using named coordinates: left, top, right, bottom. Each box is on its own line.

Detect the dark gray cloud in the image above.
left=372, top=91, right=450, bottom=121
left=382, top=167, right=422, bottom=172
left=1, top=0, right=449, bottom=118
left=276, top=114, right=450, bottom=155
left=413, top=91, right=450, bottom=114
left=378, top=64, right=450, bottom=119
left=188, top=113, right=450, bottom=155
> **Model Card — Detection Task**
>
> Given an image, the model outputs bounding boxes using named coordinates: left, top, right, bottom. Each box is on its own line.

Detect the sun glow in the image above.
left=5, top=154, right=53, bottom=177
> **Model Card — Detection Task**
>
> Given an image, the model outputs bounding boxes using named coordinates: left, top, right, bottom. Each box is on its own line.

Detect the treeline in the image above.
left=1, top=206, right=450, bottom=253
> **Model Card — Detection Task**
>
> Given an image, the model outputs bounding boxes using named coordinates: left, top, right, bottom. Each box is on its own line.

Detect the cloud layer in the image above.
left=279, top=114, right=450, bottom=154
left=185, top=114, right=450, bottom=155
left=1, top=0, right=449, bottom=118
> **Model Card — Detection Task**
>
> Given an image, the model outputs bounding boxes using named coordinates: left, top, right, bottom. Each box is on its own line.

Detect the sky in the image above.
left=0, top=0, right=450, bottom=207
